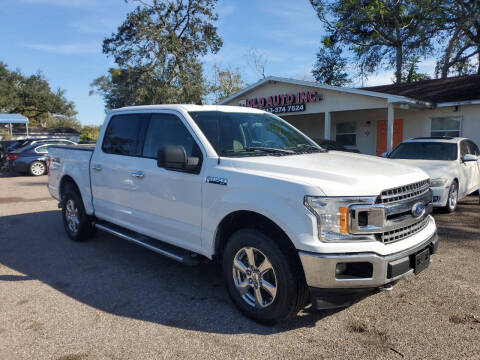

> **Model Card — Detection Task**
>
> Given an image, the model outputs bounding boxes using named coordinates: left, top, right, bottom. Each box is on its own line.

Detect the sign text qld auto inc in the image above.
left=245, top=90, right=322, bottom=114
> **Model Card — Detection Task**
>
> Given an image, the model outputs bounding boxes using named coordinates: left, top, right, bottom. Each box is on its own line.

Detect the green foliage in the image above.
left=312, top=40, right=351, bottom=86
left=435, top=0, right=480, bottom=78
left=0, top=62, right=77, bottom=127
left=310, top=0, right=440, bottom=84
left=208, top=64, right=245, bottom=103
left=80, top=125, right=101, bottom=142
left=401, top=57, right=431, bottom=83
left=91, top=0, right=222, bottom=109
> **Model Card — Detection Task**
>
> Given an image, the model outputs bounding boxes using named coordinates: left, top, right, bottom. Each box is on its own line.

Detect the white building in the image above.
left=221, top=75, right=480, bottom=155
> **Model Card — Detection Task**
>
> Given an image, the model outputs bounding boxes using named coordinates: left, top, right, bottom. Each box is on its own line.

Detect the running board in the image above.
left=95, top=221, right=205, bottom=266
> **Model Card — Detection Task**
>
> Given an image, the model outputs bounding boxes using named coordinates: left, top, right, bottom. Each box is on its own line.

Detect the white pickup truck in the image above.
left=48, top=105, right=438, bottom=323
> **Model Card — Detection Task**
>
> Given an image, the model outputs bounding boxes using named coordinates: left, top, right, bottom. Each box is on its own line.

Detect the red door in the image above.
left=376, top=119, right=403, bottom=156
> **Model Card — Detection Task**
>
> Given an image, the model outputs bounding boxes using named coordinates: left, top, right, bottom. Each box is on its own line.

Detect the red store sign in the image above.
left=245, top=90, right=322, bottom=108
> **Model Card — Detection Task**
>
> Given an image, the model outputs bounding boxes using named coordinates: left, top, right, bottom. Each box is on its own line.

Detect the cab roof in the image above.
left=110, top=104, right=264, bottom=114
left=404, top=136, right=467, bottom=144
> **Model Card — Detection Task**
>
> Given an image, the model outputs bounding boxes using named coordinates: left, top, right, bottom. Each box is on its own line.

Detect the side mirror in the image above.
left=157, top=145, right=199, bottom=171
left=462, top=154, right=477, bottom=162
left=380, top=152, right=389, bottom=158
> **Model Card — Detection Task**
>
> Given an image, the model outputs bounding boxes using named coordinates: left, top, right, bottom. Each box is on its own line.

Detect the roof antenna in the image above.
left=196, top=100, right=203, bottom=105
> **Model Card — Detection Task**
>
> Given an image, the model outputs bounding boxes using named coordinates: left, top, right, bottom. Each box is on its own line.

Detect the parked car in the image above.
left=1, top=140, right=19, bottom=166
left=7, top=138, right=76, bottom=152
left=385, top=137, right=480, bottom=212
left=312, top=138, right=360, bottom=153
left=47, top=105, right=437, bottom=323
left=6, top=142, right=69, bottom=176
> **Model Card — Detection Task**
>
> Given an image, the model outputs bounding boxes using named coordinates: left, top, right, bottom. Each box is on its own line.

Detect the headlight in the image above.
left=304, top=196, right=376, bottom=242
left=430, top=178, right=448, bottom=188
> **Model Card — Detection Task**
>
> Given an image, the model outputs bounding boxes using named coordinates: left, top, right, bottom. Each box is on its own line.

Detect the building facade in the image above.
left=221, top=75, right=480, bottom=155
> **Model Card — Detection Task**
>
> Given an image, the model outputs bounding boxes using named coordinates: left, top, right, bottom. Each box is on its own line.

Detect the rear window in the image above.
left=102, top=114, right=146, bottom=156
left=389, top=142, right=458, bottom=161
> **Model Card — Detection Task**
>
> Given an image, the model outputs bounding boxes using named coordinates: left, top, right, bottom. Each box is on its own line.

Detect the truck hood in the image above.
left=389, top=159, right=456, bottom=180
left=225, top=151, right=429, bottom=196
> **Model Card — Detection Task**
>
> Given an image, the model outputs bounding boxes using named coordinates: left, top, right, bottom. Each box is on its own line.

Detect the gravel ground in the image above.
left=0, top=175, right=479, bottom=360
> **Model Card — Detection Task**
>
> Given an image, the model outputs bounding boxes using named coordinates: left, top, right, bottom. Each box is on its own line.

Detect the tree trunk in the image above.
left=395, top=45, right=403, bottom=84
left=441, top=30, right=460, bottom=78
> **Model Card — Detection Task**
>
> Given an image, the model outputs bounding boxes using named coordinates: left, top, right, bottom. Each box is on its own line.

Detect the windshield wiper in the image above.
left=288, top=144, right=327, bottom=153
left=221, top=147, right=295, bottom=155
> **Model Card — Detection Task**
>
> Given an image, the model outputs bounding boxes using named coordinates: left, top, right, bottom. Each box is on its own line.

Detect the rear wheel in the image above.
left=62, top=185, right=96, bottom=241
left=222, top=229, right=307, bottom=323
left=29, top=161, right=46, bottom=176
left=445, top=181, right=458, bottom=213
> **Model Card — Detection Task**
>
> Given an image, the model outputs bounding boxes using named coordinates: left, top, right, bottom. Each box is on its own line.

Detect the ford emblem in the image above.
left=411, top=202, right=426, bottom=218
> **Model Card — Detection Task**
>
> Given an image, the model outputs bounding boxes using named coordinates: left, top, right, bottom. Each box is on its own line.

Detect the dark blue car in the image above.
left=7, top=143, right=62, bottom=176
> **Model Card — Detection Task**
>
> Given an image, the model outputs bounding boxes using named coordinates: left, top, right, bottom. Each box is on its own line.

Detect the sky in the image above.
left=1, top=0, right=436, bottom=125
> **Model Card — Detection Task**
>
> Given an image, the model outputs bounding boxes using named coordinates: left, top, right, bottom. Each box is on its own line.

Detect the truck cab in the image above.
left=48, top=105, right=438, bottom=323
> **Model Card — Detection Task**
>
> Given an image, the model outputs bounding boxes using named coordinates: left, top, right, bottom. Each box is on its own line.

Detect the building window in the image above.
left=336, top=122, right=356, bottom=146
left=431, top=116, right=461, bottom=137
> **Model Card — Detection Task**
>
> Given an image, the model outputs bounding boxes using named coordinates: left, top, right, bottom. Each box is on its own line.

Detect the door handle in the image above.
left=92, top=164, right=102, bottom=171
left=129, top=171, right=144, bottom=179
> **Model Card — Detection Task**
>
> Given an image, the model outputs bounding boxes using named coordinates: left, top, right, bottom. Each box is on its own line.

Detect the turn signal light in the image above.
left=339, top=207, right=348, bottom=233
left=6, top=154, right=18, bottom=161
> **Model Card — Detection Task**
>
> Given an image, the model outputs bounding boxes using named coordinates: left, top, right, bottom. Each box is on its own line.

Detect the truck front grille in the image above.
left=379, top=180, right=430, bottom=204
left=376, top=216, right=430, bottom=244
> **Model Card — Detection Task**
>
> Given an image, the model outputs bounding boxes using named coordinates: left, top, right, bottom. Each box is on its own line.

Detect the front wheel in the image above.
left=29, top=161, right=46, bottom=176
left=222, top=229, right=307, bottom=323
left=445, top=181, right=458, bottom=213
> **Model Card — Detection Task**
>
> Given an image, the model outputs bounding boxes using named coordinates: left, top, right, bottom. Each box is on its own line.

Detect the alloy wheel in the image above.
left=232, top=247, right=278, bottom=308
left=65, top=199, right=80, bottom=234
left=31, top=162, right=45, bottom=176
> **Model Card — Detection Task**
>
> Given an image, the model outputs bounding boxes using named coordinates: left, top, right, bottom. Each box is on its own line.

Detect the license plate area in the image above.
left=413, top=247, right=430, bottom=275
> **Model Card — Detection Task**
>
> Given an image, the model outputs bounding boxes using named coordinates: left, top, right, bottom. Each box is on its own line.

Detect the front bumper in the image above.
left=299, top=231, right=438, bottom=308
left=431, top=186, right=449, bottom=207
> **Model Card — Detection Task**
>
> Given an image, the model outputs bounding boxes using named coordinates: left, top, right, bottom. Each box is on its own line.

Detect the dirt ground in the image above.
left=0, top=175, right=479, bottom=360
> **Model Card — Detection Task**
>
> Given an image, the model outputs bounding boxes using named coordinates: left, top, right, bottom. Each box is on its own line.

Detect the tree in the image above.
left=312, top=37, right=351, bottom=86
left=80, top=125, right=101, bottom=142
left=0, top=62, right=77, bottom=127
left=435, top=0, right=480, bottom=78
left=310, top=0, right=440, bottom=84
left=245, top=49, right=268, bottom=79
left=401, top=57, right=431, bottom=83
left=91, top=0, right=222, bottom=109
left=208, top=64, right=245, bottom=103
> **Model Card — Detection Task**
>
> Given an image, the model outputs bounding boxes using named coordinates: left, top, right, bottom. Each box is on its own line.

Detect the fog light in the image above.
left=336, top=263, right=348, bottom=275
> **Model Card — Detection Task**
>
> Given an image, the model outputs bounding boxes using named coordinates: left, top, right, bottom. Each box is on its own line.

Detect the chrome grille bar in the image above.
left=379, top=180, right=430, bottom=204
left=377, top=216, right=430, bottom=244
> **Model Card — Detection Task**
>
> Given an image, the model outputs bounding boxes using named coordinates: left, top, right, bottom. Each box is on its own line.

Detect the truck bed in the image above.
left=48, top=144, right=95, bottom=215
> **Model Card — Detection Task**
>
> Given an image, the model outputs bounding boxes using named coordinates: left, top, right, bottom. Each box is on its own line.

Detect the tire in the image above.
left=222, top=229, right=307, bottom=323
left=62, top=184, right=96, bottom=241
left=29, top=161, right=46, bottom=176
left=445, top=181, right=458, bottom=213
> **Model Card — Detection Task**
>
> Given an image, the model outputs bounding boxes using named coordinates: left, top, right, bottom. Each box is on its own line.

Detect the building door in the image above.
left=376, top=119, right=403, bottom=156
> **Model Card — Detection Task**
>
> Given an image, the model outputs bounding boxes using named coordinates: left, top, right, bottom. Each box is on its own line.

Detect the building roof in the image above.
left=219, top=76, right=428, bottom=106
left=0, top=113, right=28, bottom=124
left=361, top=74, right=480, bottom=104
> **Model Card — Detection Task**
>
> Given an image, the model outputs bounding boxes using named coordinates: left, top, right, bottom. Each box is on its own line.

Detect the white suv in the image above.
left=386, top=137, right=480, bottom=212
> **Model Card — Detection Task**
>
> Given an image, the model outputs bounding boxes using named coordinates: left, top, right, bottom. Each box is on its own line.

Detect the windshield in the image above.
left=188, top=111, right=321, bottom=156
left=389, top=142, right=458, bottom=161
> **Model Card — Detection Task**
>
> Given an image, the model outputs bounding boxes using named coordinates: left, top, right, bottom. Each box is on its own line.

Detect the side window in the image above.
left=460, top=141, right=470, bottom=156
left=467, top=141, right=479, bottom=156
left=142, top=113, right=203, bottom=170
left=102, top=114, right=144, bottom=156
left=35, top=145, right=48, bottom=154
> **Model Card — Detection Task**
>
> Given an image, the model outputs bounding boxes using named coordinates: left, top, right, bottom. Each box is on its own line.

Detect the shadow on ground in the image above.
left=0, top=210, right=339, bottom=335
